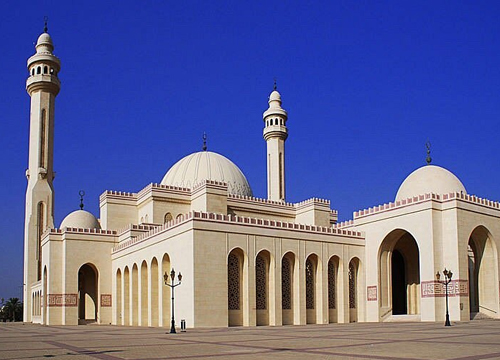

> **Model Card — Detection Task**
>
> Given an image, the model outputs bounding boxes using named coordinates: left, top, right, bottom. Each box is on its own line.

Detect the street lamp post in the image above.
left=436, top=268, right=453, bottom=326
left=164, top=268, right=182, bottom=334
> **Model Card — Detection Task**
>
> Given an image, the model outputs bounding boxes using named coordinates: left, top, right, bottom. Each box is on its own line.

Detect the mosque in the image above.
left=24, top=27, right=500, bottom=328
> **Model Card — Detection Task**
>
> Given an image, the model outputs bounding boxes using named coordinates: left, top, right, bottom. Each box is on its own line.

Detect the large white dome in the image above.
left=161, top=151, right=253, bottom=197
left=60, top=210, right=101, bottom=230
left=396, top=165, right=466, bottom=201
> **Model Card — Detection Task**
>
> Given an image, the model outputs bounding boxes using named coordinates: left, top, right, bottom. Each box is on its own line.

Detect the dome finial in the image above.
left=79, top=190, right=85, bottom=210
left=273, top=77, right=277, bottom=91
left=202, top=132, right=207, bottom=151
left=43, top=16, right=48, bottom=33
left=425, top=141, right=432, bottom=165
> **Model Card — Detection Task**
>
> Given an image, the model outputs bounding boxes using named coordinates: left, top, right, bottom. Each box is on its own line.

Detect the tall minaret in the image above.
left=23, top=22, right=60, bottom=322
left=263, top=83, right=288, bottom=201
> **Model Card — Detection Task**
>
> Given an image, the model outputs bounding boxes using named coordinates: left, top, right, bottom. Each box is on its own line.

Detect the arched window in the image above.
left=39, top=109, right=47, bottom=168
left=281, top=257, right=291, bottom=309
left=164, top=212, right=173, bottom=223
left=37, top=202, right=45, bottom=281
left=328, top=259, right=336, bottom=309
left=255, top=254, right=266, bottom=310
left=228, top=253, right=240, bottom=310
left=43, top=66, right=48, bottom=74
left=349, top=262, right=356, bottom=309
left=306, top=258, right=314, bottom=309
left=37, top=66, right=41, bottom=74
left=31, top=68, right=35, bottom=76
left=176, top=214, right=183, bottom=221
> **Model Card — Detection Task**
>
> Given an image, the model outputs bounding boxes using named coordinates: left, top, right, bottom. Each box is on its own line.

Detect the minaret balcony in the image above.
left=263, top=126, right=288, bottom=141
left=26, top=75, right=60, bottom=95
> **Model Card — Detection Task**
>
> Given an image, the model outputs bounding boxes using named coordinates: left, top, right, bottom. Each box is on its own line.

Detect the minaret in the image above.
left=263, top=82, right=288, bottom=201
left=23, top=22, right=61, bottom=322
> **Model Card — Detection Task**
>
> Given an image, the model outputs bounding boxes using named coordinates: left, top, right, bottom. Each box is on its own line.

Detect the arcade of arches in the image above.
left=114, top=254, right=170, bottom=327
left=227, top=248, right=361, bottom=326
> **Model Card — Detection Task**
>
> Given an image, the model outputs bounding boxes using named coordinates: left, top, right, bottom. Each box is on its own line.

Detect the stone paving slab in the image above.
left=2, top=321, right=500, bottom=360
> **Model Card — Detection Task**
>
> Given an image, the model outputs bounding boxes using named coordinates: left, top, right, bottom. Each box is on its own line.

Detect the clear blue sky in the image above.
left=2, top=1, right=500, bottom=300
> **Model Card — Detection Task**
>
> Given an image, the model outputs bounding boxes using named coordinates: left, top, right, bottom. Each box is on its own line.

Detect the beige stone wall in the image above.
left=351, top=194, right=500, bottom=323
left=39, top=230, right=115, bottom=325
left=112, top=222, right=195, bottom=327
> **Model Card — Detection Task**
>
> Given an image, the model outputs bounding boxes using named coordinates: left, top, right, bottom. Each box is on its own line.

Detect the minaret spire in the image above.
left=43, top=16, right=48, bottom=33
left=263, top=83, right=288, bottom=201
left=23, top=26, right=61, bottom=323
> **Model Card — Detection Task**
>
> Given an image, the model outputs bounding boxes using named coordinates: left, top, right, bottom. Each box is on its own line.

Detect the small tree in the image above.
left=0, top=298, right=6, bottom=322
left=3, top=298, right=23, bottom=322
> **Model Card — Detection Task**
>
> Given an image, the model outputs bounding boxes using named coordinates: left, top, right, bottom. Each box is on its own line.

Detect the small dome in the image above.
left=263, top=89, right=287, bottom=118
left=269, top=90, right=281, bottom=102
left=36, top=33, right=54, bottom=54
left=161, top=151, right=253, bottom=196
left=60, top=210, right=101, bottom=230
left=396, top=165, right=467, bottom=201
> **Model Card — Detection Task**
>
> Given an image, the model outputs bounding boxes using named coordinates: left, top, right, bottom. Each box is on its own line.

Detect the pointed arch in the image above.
left=116, top=269, right=122, bottom=325
left=78, top=263, right=98, bottom=324
left=123, top=266, right=130, bottom=325
left=131, top=264, right=139, bottom=326
left=161, top=254, right=171, bottom=327
left=328, top=255, right=340, bottom=323
left=468, top=225, right=499, bottom=318
left=140, top=260, right=148, bottom=326
left=228, top=247, right=245, bottom=326
left=150, top=257, right=159, bottom=327
left=349, top=257, right=361, bottom=323
left=281, top=251, right=298, bottom=325
left=255, top=250, right=273, bottom=326
left=36, top=201, right=45, bottom=281
left=305, top=253, right=321, bottom=324
left=378, top=229, right=420, bottom=320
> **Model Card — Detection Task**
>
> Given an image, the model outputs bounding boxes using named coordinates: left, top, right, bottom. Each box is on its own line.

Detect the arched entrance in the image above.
left=140, top=261, right=148, bottom=326
left=379, top=229, right=420, bottom=320
left=116, top=269, right=122, bottom=325
left=123, top=266, right=130, bottom=325
left=131, top=264, right=139, bottom=326
left=468, top=226, right=498, bottom=318
left=78, top=263, right=98, bottom=324
left=392, top=250, right=406, bottom=314
left=151, top=257, right=159, bottom=327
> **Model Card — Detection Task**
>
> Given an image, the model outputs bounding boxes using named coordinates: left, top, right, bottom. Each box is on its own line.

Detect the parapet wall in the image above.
left=353, top=192, right=500, bottom=219
left=48, top=228, right=116, bottom=235
left=113, top=211, right=364, bottom=253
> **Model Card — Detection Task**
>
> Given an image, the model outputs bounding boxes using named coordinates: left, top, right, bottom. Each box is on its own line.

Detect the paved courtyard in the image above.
left=2, top=320, right=500, bottom=360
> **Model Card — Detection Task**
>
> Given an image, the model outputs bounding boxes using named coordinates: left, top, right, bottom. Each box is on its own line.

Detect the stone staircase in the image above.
left=384, top=314, right=421, bottom=322
left=470, top=312, right=495, bottom=320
